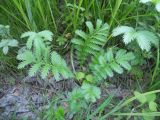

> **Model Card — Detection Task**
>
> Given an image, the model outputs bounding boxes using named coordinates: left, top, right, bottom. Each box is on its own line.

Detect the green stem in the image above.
left=151, top=47, right=159, bottom=85
left=47, top=0, right=58, bottom=33
left=109, top=0, right=123, bottom=27
left=100, top=90, right=160, bottom=119
left=74, top=0, right=84, bottom=30
left=70, top=46, right=76, bottom=74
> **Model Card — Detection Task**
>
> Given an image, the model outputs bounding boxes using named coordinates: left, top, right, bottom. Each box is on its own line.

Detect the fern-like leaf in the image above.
left=21, top=30, right=53, bottom=49
left=112, top=26, right=159, bottom=51
left=72, top=19, right=109, bottom=65
left=89, top=48, right=135, bottom=82
left=17, top=50, right=35, bottom=69
left=41, top=64, right=50, bottom=79
left=81, top=83, right=101, bottom=103
left=17, top=47, right=73, bottom=81
left=51, top=52, right=73, bottom=81
left=29, top=63, right=42, bottom=77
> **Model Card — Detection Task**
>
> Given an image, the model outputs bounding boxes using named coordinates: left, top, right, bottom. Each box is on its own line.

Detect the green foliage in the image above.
left=149, top=101, right=157, bottom=111
left=0, top=25, right=10, bottom=37
left=21, top=30, right=53, bottom=50
left=90, top=48, right=135, bottom=82
left=81, top=83, right=101, bottom=103
left=140, top=0, right=160, bottom=12
left=67, top=88, right=87, bottom=115
left=75, top=72, right=85, bottom=80
left=75, top=72, right=93, bottom=83
left=134, top=91, right=158, bottom=120
left=142, top=109, right=155, bottom=120
left=67, top=83, right=101, bottom=115
left=17, top=30, right=73, bottom=81
left=134, top=91, right=147, bottom=104
left=72, top=19, right=109, bottom=65
left=134, top=91, right=158, bottom=111
left=0, top=39, right=18, bottom=55
left=0, top=25, right=18, bottom=54
left=85, top=74, right=93, bottom=83
left=17, top=47, right=73, bottom=81
left=56, top=36, right=67, bottom=46
left=43, top=106, right=65, bottom=120
left=0, top=0, right=160, bottom=119
left=112, top=26, right=159, bottom=51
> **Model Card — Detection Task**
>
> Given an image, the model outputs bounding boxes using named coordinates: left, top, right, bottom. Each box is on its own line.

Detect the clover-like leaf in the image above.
left=149, top=101, right=157, bottom=112
left=134, top=91, right=147, bottom=104
left=76, top=72, right=85, bottom=80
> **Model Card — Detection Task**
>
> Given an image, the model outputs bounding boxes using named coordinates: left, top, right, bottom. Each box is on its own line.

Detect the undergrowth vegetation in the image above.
left=0, top=0, right=160, bottom=120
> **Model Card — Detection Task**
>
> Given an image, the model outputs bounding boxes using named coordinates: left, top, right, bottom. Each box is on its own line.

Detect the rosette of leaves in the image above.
left=72, top=19, right=110, bottom=65
left=89, top=48, right=135, bottom=82
left=112, top=26, right=159, bottom=51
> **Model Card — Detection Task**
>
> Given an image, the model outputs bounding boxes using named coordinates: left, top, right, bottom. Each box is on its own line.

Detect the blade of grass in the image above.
left=151, top=47, right=160, bottom=85
left=12, top=0, right=32, bottom=30
left=100, top=90, right=160, bottom=119
left=47, top=0, right=58, bottom=33
left=109, top=0, right=123, bottom=27
left=87, top=94, right=114, bottom=120
left=112, top=112, right=160, bottom=116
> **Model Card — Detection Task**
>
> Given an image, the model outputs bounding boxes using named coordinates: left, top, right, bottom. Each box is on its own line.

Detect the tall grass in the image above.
left=0, top=0, right=60, bottom=34
left=0, top=0, right=150, bottom=34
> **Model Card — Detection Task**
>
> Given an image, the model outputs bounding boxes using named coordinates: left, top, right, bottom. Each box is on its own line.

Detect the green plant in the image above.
left=40, top=96, right=65, bottom=120
left=67, top=70, right=101, bottom=116
left=0, top=24, right=10, bottom=37
left=81, top=83, right=101, bottom=102
left=140, top=0, right=160, bottom=12
left=112, top=26, right=159, bottom=51
left=56, top=36, right=67, bottom=46
left=0, top=25, right=18, bottom=55
left=43, top=106, right=65, bottom=120
left=67, top=88, right=87, bottom=115
left=17, top=30, right=73, bottom=81
left=67, top=83, right=101, bottom=115
left=17, top=47, right=73, bottom=80
left=134, top=91, right=158, bottom=111
left=0, top=39, right=18, bottom=55
left=21, top=30, right=53, bottom=50
left=0, top=0, right=160, bottom=118
left=0, top=0, right=60, bottom=32
left=89, top=48, right=135, bottom=82
left=98, top=90, right=160, bottom=120
left=72, top=19, right=109, bottom=65
left=75, top=72, right=93, bottom=83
